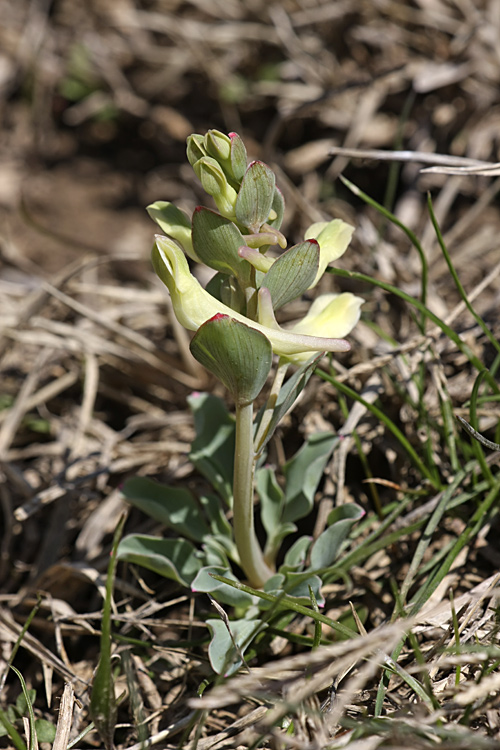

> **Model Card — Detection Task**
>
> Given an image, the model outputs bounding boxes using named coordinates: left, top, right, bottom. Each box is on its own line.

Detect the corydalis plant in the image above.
left=118, top=130, right=363, bottom=605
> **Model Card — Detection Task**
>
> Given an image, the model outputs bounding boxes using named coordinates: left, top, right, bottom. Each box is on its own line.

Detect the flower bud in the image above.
left=186, top=134, right=208, bottom=167
left=193, top=157, right=238, bottom=219
left=204, top=129, right=231, bottom=162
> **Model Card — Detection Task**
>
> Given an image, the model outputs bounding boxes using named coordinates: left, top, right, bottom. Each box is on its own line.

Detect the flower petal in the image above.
left=285, top=292, right=363, bottom=364
left=153, top=236, right=352, bottom=360
left=304, top=219, right=354, bottom=288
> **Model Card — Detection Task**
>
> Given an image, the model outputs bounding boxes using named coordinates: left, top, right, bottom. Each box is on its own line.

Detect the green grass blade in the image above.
left=427, top=192, right=500, bottom=358
left=90, top=514, right=126, bottom=750
left=410, top=479, right=500, bottom=614
left=400, top=470, right=467, bottom=604
left=0, top=597, right=41, bottom=694
left=0, top=706, right=27, bottom=750
left=209, top=573, right=357, bottom=639
left=318, top=370, right=440, bottom=488
left=9, top=667, right=35, bottom=750
left=328, top=266, right=500, bottom=396
left=340, top=175, right=428, bottom=322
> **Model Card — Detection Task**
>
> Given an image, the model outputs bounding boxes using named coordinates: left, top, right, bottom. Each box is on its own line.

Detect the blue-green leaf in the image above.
left=282, top=535, right=312, bottom=568
left=283, top=432, right=340, bottom=523
left=262, top=572, right=324, bottom=608
left=191, top=566, right=254, bottom=608
left=309, top=504, right=364, bottom=569
left=207, top=617, right=265, bottom=675
left=117, top=534, right=201, bottom=586
left=256, top=467, right=296, bottom=563
left=121, top=477, right=209, bottom=543
left=188, top=393, right=235, bottom=506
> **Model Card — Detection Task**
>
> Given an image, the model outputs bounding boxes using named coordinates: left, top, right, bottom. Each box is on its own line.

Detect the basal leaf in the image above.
left=309, top=504, right=364, bottom=569
left=117, top=534, right=201, bottom=586
left=207, top=617, right=265, bottom=675
left=122, top=477, right=209, bottom=543
left=283, top=432, right=340, bottom=523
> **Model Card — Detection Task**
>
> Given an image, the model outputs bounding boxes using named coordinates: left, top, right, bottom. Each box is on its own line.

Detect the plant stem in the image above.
left=233, top=401, right=274, bottom=587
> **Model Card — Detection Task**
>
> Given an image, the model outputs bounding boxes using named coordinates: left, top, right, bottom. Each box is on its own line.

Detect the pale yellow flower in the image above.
left=153, top=235, right=354, bottom=360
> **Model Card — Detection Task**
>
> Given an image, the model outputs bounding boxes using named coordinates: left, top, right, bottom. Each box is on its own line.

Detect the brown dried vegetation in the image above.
left=1, top=0, right=500, bottom=748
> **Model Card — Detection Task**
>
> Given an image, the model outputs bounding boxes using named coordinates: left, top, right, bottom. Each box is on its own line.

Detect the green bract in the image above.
left=190, top=314, right=273, bottom=407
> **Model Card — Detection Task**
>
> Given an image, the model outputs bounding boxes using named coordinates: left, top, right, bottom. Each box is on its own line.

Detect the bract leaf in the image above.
left=283, top=432, right=340, bottom=523
left=309, top=504, right=364, bottom=569
left=235, top=160, right=275, bottom=232
left=206, top=618, right=265, bottom=675
left=191, top=566, right=254, bottom=608
left=192, top=207, right=249, bottom=280
left=121, top=477, right=210, bottom=543
left=190, top=314, right=273, bottom=407
left=260, top=240, right=319, bottom=310
left=188, top=393, right=235, bottom=506
left=116, top=534, right=201, bottom=586
left=205, top=272, right=245, bottom=313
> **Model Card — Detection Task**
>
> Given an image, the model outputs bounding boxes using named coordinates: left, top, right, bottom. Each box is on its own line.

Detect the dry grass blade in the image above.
left=191, top=619, right=411, bottom=716
left=2, top=0, right=500, bottom=747
left=328, top=146, right=488, bottom=168
left=52, top=682, right=75, bottom=750
left=421, top=162, right=500, bottom=176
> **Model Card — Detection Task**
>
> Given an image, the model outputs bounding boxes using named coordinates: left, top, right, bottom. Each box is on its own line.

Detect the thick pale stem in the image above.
left=233, top=401, right=274, bottom=587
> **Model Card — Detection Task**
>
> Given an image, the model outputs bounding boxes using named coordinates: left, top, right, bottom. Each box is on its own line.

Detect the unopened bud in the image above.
left=194, top=157, right=238, bottom=218
left=204, top=129, right=231, bottom=162
left=186, top=134, right=208, bottom=167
